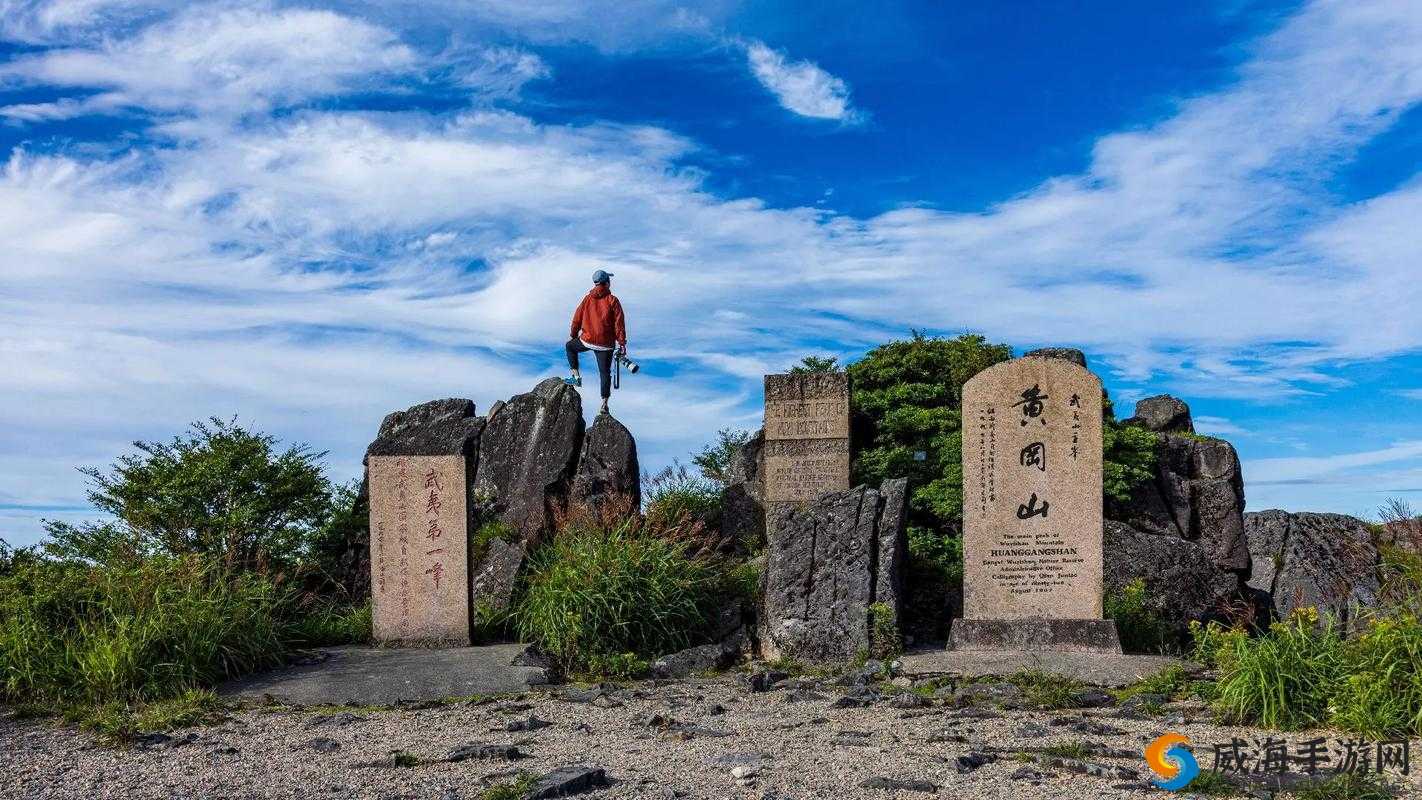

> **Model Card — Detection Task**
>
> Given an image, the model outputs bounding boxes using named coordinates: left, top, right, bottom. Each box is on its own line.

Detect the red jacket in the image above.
left=570, top=285, right=626, bottom=348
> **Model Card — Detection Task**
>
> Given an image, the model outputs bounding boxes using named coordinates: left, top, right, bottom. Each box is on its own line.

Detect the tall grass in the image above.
left=514, top=512, right=727, bottom=677
left=1194, top=605, right=1422, bottom=736
left=0, top=555, right=292, bottom=706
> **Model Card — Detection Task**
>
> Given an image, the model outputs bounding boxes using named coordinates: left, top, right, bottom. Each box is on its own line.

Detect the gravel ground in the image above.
left=4, top=675, right=1419, bottom=800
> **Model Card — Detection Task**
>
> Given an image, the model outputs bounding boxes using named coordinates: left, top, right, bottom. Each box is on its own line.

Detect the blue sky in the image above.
left=2, top=0, right=1421, bottom=547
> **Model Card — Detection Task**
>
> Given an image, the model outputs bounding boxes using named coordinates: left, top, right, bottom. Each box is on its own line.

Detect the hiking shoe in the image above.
left=563, top=375, right=582, bottom=387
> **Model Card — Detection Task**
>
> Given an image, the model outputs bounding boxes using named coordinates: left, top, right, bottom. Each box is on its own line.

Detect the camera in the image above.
left=616, top=352, right=640, bottom=374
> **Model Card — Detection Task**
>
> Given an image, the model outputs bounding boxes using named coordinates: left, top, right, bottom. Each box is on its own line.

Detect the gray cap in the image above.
left=592, top=269, right=614, bottom=284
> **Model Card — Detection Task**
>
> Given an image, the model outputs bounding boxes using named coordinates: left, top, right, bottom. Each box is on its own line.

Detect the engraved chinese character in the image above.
left=1016, top=493, right=1049, bottom=519
left=1013, top=384, right=1049, bottom=426
left=1019, top=442, right=1046, bottom=472
left=423, top=469, right=443, bottom=492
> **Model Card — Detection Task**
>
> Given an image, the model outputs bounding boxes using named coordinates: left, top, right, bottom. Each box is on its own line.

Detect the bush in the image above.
left=642, top=461, right=722, bottom=532
left=868, top=602, right=901, bottom=660
left=42, top=418, right=333, bottom=574
left=1196, top=609, right=1346, bottom=729
left=284, top=600, right=372, bottom=648
left=692, top=428, right=755, bottom=486
left=513, top=515, right=726, bottom=677
left=0, top=555, right=291, bottom=707
left=1105, top=578, right=1176, bottom=654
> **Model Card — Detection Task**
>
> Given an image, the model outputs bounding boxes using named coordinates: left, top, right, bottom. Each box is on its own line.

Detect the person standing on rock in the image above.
left=564, top=269, right=627, bottom=414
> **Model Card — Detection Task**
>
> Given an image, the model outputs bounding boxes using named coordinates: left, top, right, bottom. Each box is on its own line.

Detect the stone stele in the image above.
left=369, top=455, right=470, bottom=645
left=949, top=354, right=1121, bottom=653
left=763, top=373, right=850, bottom=515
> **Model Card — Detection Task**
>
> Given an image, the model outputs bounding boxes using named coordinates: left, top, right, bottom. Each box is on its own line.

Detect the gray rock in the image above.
left=504, top=715, right=552, bottom=732
left=1108, top=413, right=1251, bottom=574
left=887, top=692, right=928, bottom=709
left=1244, top=510, right=1381, bottom=626
left=470, top=536, right=525, bottom=616
left=761, top=480, right=908, bottom=664
left=471, top=378, right=584, bottom=610
left=526, top=765, right=609, bottom=799
left=1125, top=395, right=1194, bottom=433
left=954, top=752, right=997, bottom=773
left=650, top=643, right=731, bottom=679
left=1103, top=520, right=1238, bottom=631
left=1023, top=347, right=1087, bottom=368
left=1014, top=722, right=1050, bottom=738
left=570, top=412, right=640, bottom=513
left=473, top=378, right=584, bottom=541
left=953, top=682, right=1023, bottom=707
left=873, top=477, right=908, bottom=631
left=1071, top=689, right=1115, bottom=708
left=305, top=737, right=340, bottom=753
left=720, top=429, right=765, bottom=553
left=445, top=743, right=525, bottom=762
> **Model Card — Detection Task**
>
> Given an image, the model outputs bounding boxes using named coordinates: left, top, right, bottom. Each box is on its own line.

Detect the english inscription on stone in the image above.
left=763, top=373, right=851, bottom=510
left=959, top=356, right=1104, bottom=620
left=369, top=455, right=470, bottom=644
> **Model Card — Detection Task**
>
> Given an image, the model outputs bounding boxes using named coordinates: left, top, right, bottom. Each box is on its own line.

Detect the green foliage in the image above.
left=470, top=521, right=515, bottom=566
left=1294, top=772, right=1397, bottom=800
left=42, top=418, right=333, bottom=573
left=1184, top=769, right=1243, bottom=797
left=789, top=355, right=842, bottom=373
left=284, top=600, right=371, bottom=648
left=1039, top=741, right=1092, bottom=759
left=304, top=479, right=367, bottom=593
left=847, top=333, right=1012, bottom=533
left=692, top=428, right=754, bottom=486
left=1104, top=578, right=1176, bottom=654
left=1115, top=664, right=1192, bottom=703
left=1007, top=669, right=1084, bottom=710
left=902, top=525, right=962, bottom=641
left=78, top=688, right=225, bottom=741
left=1102, top=421, right=1159, bottom=505
left=482, top=773, right=538, bottom=800
left=1330, top=611, right=1422, bottom=737
left=0, top=555, right=291, bottom=707
left=513, top=515, right=725, bottom=677
left=642, top=462, right=722, bottom=531
left=1200, top=610, right=1346, bottom=729
left=867, top=602, right=901, bottom=660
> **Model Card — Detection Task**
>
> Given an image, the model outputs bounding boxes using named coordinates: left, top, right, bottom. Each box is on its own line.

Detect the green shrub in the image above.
left=1105, top=578, right=1176, bottom=654
left=284, top=600, right=371, bottom=647
left=1194, top=610, right=1345, bottom=730
left=78, top=688, right=225, bottom=740
left=1102, top=421, right=1159, bottom=506
left=513, top=515, right=724, bottom=676
left=642, top=462, right=722, bottom=531
left=1330, top=611, right=1422, bottom=737
left=0, top=555, right=291, bottom=707
left=1007, top=669, right=1083, bottom=709
left=692, top=428, right=755, bottom=486
left=42, top=418, right=333, bottom=573
left=868, top=602, right=901, bottom=660
left=1294, top=772, right=1397, bottom=800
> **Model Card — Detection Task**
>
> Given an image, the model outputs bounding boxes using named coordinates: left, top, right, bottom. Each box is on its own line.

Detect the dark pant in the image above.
left=566, top=338, right=613, bottom=399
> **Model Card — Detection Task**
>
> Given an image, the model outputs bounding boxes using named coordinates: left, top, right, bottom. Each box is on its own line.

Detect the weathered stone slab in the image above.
left=369, top=455, right=470, bottom=645
left=953, top=353, right=1118, bottom=652
left=763, top=373, right=850, bottom=518
left=899, top=648, right=1194, bottom=689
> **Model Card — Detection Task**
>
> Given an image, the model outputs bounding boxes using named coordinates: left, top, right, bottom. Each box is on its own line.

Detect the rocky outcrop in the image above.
left=761, top=480, right=907, bottom=664
left=1125, top=395, right=1193, bottom=434
left=1244, top=510, right=1381, bottom=627
left=720, top=429, right=765, bottom=553
left=570, top=413, right=641, bottom=513
left=1113, top=396, right=1250, bottom=573
left=1023, top=347, right=1087, bottom=368
left=1103, top=520, right=1237, bottom=627
left=474, top=378, right=585, bottom=542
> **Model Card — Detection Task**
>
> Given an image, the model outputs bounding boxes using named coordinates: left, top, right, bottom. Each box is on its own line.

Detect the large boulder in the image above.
left=570, top=412, right=640, bottom=513
left=1125, top=395, right=1194, bottom=434
left=1104, top=520, right=1237, bottom=628
left=1111, top=395, right=1250, bottom=573
left=761, top=480, right=907, bottom=664
left=1244, top=510, right=1381, bottom=627
left=470, top=379, right=585, bottom=612
left=473, top=378, right=585, bottom=542
left=720, top=429, right=765, bottom=553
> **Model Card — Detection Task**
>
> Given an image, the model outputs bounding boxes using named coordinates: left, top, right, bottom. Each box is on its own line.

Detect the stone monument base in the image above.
left=947, top=618, right=1122, bottom=654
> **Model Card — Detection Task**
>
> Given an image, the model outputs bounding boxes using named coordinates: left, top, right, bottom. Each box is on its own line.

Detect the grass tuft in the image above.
left=1006, top=669, right=1083, bottom=710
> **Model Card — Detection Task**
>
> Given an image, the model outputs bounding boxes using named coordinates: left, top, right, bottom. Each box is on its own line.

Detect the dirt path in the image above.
left=3, top=675, right=1417, bottom=799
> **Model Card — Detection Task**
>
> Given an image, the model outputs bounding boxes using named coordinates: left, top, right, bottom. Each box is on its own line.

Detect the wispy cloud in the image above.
left=1246, top=441, right=1422, bottom=486
left=1398, top=389, right=1422, bottom=400
left=745, top=40, right=859, bottom=122
left=1194, top=416, right=1248, bottom=436
left=2, top=0, right=1422, bottom=542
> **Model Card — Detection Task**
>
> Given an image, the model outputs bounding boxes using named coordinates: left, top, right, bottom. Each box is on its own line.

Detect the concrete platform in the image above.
left=898, top=647, right=1197, bottom=688
left=220, top=644, right=551, bottom=706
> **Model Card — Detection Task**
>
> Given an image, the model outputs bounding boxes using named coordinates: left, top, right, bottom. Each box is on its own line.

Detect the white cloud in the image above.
left=4, top=0, right=1422, bottom=542
left=1400, top=389, right=1422, bottom=400
left=0, top=5, right=416, bottom=115
left=745, top=40, right=859, bottom=122
left=1194, top=416, right=1248, bottom=436
left=1245, top=441, right=1422, bottom=486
